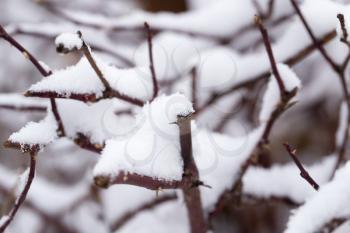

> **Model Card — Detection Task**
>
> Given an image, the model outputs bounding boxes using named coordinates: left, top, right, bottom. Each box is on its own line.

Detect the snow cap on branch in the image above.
left=7, top=111, right=58, bottom=152
left=27, top=55, right=153, bottom=101
left=93, top=94, right=193, bottom=185
left=55, top=32, right=83, bottom=54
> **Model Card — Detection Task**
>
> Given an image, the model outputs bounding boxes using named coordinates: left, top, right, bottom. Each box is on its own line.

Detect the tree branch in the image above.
left=94, top=172, right=183, bottom=190
left=283, top=143, right=319, bottom=191
left=144, top=22, right=159, bottom=100
left=254, top=15, right=286, bottom=98
left=289, top=0, right=340, bottom=72
left=110, top=194, right=177, bottom=232
left=177, top=114, right=207, bottom=233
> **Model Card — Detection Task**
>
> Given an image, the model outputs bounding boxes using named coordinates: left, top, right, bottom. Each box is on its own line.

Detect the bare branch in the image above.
left=290, top=0, right=340, bottom=72
left=94, top=172, right=183, bottom=190
left=283, top=143, right=319, bottom=191
left=144, top=22, right=159, bottom=100
left=254, top=15, right=286, bottom=98
left=110, top=194, right=177, bottom=232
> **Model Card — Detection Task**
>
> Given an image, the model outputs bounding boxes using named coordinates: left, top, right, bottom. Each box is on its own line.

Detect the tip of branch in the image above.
left=144, top=22, right=150, bottom=29
left=254, top=15, right=263, bottom=26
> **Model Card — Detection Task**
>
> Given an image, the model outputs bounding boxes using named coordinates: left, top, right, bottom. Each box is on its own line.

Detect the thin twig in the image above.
left=191, top=67, right=198, bottom=110
left=144, top=22, right=159, bottom=100
left=0, top=152, right=36, bottom=232
left=78, top=31, right=112, bottom=92
left=337, top=14, right=350, bottom=47
left=283, top=143, right=319, bottom=191
left=254, top=15, right=286, bottom=98
left=110, top=194, right=177, bottom=232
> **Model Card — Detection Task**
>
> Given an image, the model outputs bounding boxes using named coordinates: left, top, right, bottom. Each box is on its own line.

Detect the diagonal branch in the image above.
left=0, top=25, right=65, bottom=137
left=77, top=31, right=112, bottom=92
left=255, top=15, right=286, bottom=98
left=290, top=0, right=340, bottom=72
left=283, top=143, right=319, bottom=191
left=0, top=152, right=36, bottom=232
left=110, top=194, right=177, bottom=232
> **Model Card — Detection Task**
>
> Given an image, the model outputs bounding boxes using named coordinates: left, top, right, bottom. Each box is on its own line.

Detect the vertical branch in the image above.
left=191, top=67, right=198, bottom=110
left=283, top=143, right=319, bottom=191
left=254, top=16, right=286, bottom=98
left=0, top=25, right=65, bottom=136
left=144, top=22, right=159, bottom=100
left=0, top=152, right=36, bottom=232
left=177, top=114, right=207, bottom=233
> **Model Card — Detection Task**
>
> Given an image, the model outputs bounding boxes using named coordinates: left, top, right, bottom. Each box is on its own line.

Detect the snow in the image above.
left=284, top=161, right=350, bottom=233
left=0, top=164, right=89, bottom=215
left=243, top=156, right=336, bottom=204
left=134, top=32, right=213, bottom=80
left=93, top=94, right=193, bottom=182
left=56, top=98, right=136, bottom=144
left=101, top=185, right=175, bottom=224
left=8, top=111, right=58, bottom=148
left=196, top=127, right=266, bottom=209
left=55, top=32, right=83, bottom=52
left=28, top=55, right=153, bottom=101
left=259, top=64, right=301, bottom=123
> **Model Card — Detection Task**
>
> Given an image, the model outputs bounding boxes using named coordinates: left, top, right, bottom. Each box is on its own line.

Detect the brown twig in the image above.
left=191, top=67, right=198, bottom=111
left=144, top=22, right=159, bottom=100
left=77, top=31, right=112, bottom=92
left=337, top=14, right=350, bottom=47
left=254, top=15, right=286, bottom=98
left=283, top=143, right=319, bottom=191
left=0, top=152, right=36, bottom=232
left=94, top=172, right=183, bottom=190
left=290, top=0, right=339, bottom=72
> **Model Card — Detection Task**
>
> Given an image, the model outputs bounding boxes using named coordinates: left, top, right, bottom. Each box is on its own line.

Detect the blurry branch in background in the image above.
left=290, top=0, right=350, bottom=175
left=196, top=30, right=337, bottom=115
left=210, top=15, right=300, bottom=218
left=144, top=22, right=159, bottom=100
left=283, top=143, right=319, bottom=191
left=0, top=152, right=36, bottom=233
left=110, top=194, right=177, bottom=232
left=190, top=67, right=198, bottom=111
